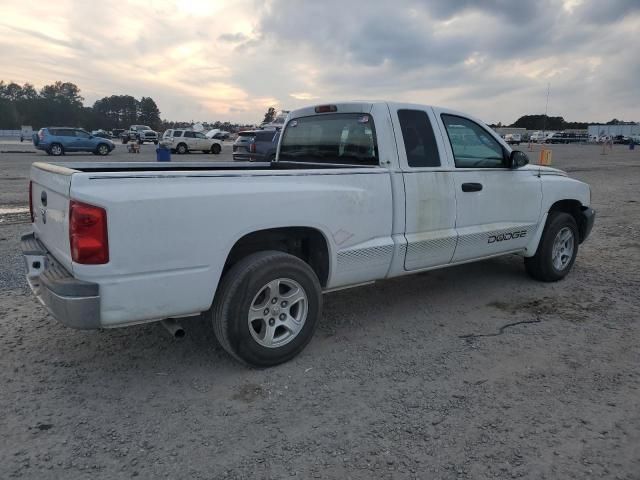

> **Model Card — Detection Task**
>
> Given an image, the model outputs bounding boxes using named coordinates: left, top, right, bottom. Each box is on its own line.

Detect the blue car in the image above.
left=33, top=127, right=115, bottom=156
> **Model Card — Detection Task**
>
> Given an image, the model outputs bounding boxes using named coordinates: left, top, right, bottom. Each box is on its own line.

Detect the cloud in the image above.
left=0, top=0, right=638, bottom=124
left=218, top=32, right=249, bottom=43
left=289, top=92, right=319, bottom=100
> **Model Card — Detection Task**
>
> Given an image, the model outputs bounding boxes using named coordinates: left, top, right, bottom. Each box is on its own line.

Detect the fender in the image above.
left=524, top=213, right=548, bottom=257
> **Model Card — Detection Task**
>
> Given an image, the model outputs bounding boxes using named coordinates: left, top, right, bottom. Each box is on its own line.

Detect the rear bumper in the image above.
left=21, top=233, right=101, bottom=329
left=579, top=207, right=596, bottom=243
left=233, top=153, right=261, bottom=161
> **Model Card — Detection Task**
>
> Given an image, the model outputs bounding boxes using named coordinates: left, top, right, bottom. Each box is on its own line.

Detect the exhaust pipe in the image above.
left=161, top=318, right=185, bottom=339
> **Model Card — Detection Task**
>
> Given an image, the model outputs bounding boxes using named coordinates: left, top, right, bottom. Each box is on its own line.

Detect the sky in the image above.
left=0, top=0, right=638, bottom=124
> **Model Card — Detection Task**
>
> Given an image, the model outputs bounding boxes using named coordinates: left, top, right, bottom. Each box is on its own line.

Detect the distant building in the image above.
left=588, top=123, right=640, bottom=138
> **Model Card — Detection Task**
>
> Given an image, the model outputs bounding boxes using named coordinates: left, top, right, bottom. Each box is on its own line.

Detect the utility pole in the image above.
left=542, top=82, right=550, bottom=139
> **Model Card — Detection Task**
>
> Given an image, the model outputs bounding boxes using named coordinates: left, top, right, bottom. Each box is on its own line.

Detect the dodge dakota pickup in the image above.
left=22, top=101, right=595, bottom=366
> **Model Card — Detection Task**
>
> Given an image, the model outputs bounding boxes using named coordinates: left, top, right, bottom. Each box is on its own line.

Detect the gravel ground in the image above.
left=0, top=143, right=639, bottom=479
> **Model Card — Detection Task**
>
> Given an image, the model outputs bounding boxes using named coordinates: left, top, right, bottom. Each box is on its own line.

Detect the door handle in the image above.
left=461, top=182, right=483, bottom=192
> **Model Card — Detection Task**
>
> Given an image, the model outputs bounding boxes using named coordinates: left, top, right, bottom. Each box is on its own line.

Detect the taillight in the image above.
left=314, top=105, right=337, bottom=113
left=38, top=130, right=45, bottom=140
left=250, top=142, right=256, bottom=153
left=29, top=181, right=34, bottom=223
left=69, top=200, right=109, bottom=264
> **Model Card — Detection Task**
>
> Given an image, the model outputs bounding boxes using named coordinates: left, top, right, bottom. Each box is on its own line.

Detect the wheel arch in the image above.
left=548, top=199, right=590, bottom=243
left=222, top=227, right=331, bottom=289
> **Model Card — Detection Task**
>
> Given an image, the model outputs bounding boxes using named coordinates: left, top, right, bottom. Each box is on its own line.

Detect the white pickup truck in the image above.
left=22, top=101, right=595, bottom=366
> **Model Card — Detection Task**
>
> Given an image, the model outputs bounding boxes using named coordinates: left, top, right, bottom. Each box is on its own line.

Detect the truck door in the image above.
left=435, top=110, right=542, bottom=262
left=391, top=106, right=457, bottom=270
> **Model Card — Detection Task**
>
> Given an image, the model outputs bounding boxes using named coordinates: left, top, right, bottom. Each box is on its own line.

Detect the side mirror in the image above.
left=509, top=150, right=529, bottom=169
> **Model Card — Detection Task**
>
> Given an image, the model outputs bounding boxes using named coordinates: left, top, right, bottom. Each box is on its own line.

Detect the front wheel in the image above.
left=525, top=212, right=579, bottom=282
left=176, top=143, right=188, bottom=154
left=210, top=143, right=221, bottom=154
left=96, top=143, right=110, bottom=156
left=208, top=251, right=322, bottom=367
left=49, top=143, right=64, bottom=156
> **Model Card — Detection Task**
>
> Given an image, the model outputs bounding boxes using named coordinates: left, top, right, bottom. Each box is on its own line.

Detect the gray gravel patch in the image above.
left=0, top=143, right=639, bottom=479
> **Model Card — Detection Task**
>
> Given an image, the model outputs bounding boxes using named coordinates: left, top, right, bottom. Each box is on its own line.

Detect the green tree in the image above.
left=40, top=81, right=84, bottom=107
left=138, top=97, right=161, bottom=129
left=263, top=106, right=276, bottom=124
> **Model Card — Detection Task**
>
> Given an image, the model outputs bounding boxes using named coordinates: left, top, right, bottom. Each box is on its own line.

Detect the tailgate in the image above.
left=30, top=163, right=74, bottom=272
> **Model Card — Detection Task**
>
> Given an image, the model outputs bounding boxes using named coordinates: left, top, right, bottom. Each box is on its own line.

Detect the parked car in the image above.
left=233, top=129, right=280, bottom=161
left=161, top=129, right=222, bottom=154
left=22, top=101, right=595, bottom=367
left=121, top=125, right=159, bottom=144
left=504, top=133, right=521, bottom=145
left=213, top=131, right=231, bottom=140
left=32, top=127, right=115, bottom=156
left=92, top=130, right=112, bottom=139
left=546, top=132, right=589, bottom=144
left=613, top=135, right=630, bottom=144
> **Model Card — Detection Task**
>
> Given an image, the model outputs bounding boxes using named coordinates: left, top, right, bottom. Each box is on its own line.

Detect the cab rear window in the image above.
left=279, top=113, right=378, bottom=165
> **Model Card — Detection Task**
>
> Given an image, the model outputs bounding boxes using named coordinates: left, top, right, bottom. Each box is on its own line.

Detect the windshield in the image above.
left=279, top=113, right=378, bottom=165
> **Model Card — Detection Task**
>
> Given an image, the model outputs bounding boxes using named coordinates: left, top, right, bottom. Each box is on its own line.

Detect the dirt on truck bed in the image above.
left=0, top=144, right=639, bottom=479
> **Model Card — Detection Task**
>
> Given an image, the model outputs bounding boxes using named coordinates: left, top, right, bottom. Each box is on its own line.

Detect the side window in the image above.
left=184, top=131, right=195, bottom=138
left=75, top=130, right=91, bottom=138
left=398, top=109, right=440, bottom=167
left=441, top=114, right=506, bottom=168
left=195, top=132, right=206, bottom=139
left=173, top=131, right=183, bottom=137
left=56, top=129, right=74, bottom=137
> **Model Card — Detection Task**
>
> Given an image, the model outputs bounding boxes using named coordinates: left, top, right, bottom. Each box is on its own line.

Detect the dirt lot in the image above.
left=1, top=143, right=639, bottom=479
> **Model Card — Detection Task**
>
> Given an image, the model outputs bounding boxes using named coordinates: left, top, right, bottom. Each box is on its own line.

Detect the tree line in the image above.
left=0, top=80, right=161, bottom=131
left=494, top=114, right=637, bottom=131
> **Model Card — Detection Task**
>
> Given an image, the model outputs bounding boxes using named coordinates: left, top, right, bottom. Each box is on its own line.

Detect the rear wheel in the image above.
left=209, top=251, right=322, bottom=367
left=210, top=143, right=221, bottom=154
left=49, top=143, right=64, bottom=156
left=525, top=212, right=578, bottom=282
left=176, top=143, right=188, bottom=154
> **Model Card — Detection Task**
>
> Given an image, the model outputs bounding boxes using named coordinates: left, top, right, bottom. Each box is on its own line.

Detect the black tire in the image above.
left=49, top=143, right=64, bottom=156
left=96, top=143, right=110, bottom=156
left=176, top=143, right=188, bottom=154
left=525, top=212, right=579, bottom=282
left=208, top=251, right=322, bottom=367
left=210, top=143, right=221, bottom=154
